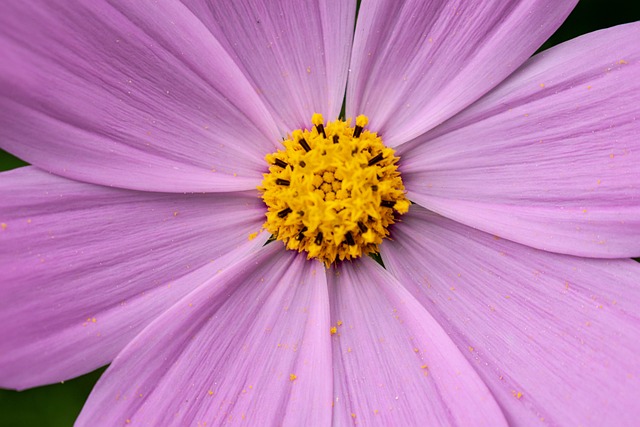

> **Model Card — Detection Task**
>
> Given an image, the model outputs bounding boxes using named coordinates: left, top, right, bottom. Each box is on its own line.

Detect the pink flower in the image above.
left=1, top=1, right=639, bottom=425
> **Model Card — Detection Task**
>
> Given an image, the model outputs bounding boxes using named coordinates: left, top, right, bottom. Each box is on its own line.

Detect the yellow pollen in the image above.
left=259, top=114, right=410, bottom=266
left=289, top=374, right=298, bottom=382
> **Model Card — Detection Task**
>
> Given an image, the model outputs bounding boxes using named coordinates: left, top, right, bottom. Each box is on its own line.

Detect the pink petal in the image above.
left=0, top=1, right=281, bottom=192
left=182, top=0, right=356, bottom=131
left=347, top=0, right=576, bottom=145
left=400, top=22, right=640, bottom=258
left=328, top=259, right=506, bottom=426
left=383, top=205, right=640, bottom=426
left=0, top=167, right=267, bottom=389
left=77, top=246, right=332, bottom=426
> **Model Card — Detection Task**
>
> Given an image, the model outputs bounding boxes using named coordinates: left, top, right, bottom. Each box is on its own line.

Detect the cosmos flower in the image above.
left=1, top=0, right=639, bottom=425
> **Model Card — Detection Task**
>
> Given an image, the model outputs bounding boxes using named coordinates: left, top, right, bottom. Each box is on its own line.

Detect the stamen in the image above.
left=353, top=115, right=369, bottom=139
left=345, top=232, right=355, bottom=246
left=316, top=124, right=326, bottom=138
left=368, top=153, right=384, bottom=166
left=278, top=207, right=292, bottom=218
left=333, top=135, right=339, bottom=144
left=276, top=178, right=290, bottom=186
left=312, top=113, right=328, bottom=139
left=274, top=158, right=288, bottom=168
left=297, top=226, right=308, bottom=241
left=357, top=221, right=368, bottom=233
left=315, top=232, right=323, bottom=245
left=381, top=200, right=395, bottom=208
left=299, top=138, right=311, bottom=152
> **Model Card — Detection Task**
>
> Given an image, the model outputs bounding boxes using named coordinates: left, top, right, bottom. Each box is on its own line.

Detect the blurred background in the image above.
left=1, top=1, right=640, bottom=425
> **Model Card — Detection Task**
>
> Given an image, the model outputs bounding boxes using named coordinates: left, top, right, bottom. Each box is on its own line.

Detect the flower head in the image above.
left=260, top=114, right=409, bottom=265
left=1, top=1, right=640, bottom=426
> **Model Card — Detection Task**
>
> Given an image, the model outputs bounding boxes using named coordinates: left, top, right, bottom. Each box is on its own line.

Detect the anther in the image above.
left=368, top=153, right=384, bottom=166
left=278, top=207, right=292, bottom=218
left=353, top=115, right=369, bottom=139
left=299, top=138, right=311, bottom=152
left=315, top=232, right=323, bottom=245
left=274, top=158, right=288, bottom=168
left=345, top=232, right=355, bottom=246
left=275, top=178, right=290, bottom=186
left=381, top=200, right=396, bottom=208
left=316, top=124, right=326, bottom=139
left=371, top=185, right=378, bottom=192
left=357, top=221, right=368, bottom=233
left=333, top=135, right=339, bottom=144
left=299, top=161, right=306, bottom=167
left=297, top=226, right=308, bottom=241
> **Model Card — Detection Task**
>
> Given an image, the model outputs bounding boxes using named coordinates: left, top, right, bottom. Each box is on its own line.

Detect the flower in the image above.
left=1, top=0, right=639, bottom=425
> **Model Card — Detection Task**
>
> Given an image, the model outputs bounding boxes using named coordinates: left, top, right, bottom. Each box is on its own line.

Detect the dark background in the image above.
left=1, top=1, right=639, bottom=425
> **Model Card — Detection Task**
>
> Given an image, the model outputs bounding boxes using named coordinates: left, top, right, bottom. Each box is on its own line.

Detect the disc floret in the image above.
left=259, top=114, right=409, bottom=266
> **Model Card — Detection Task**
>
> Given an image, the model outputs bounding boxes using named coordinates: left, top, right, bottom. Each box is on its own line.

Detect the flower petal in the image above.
left=400, top=22, right=640, bottom=258
left=0, top=167, right=267, bottom=389
left=182, top=0, right=356, bottom=131
left=347, top=0, right=577, bottom=145
left=76, top=245, right=332, bottom=427
left=382, top=206, right=640, bottom=426
left=0, top=1, right=280, bottom=192
left=328, top=258, right=506, bottom=426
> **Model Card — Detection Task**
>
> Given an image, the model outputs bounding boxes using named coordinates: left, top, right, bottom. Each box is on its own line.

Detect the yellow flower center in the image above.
left=259, top=114, right=410, bottom=266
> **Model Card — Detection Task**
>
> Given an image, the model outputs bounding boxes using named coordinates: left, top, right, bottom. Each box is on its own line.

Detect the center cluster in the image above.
left=259, top=114, right=409, bottom=266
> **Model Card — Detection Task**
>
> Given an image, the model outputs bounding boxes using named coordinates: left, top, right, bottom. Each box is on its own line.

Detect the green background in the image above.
left=1, top=1, right=639, bottom=426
